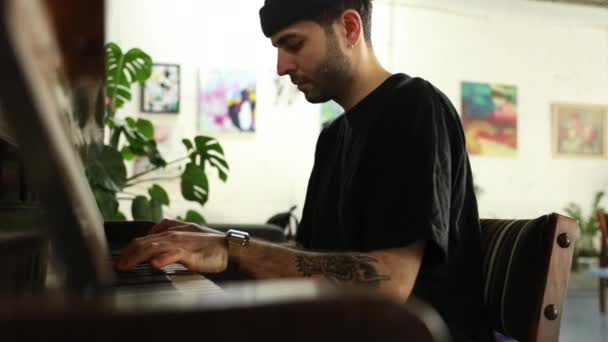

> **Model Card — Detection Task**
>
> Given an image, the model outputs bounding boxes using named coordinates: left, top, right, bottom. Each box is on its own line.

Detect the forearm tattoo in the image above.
left=295, top=254, right=391, bottom=288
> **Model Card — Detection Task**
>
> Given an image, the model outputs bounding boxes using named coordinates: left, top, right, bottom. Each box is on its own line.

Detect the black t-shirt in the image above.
left=296, top=74, right=494, bottom=342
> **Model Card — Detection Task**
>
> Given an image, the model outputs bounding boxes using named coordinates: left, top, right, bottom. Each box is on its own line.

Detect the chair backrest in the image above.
left=598, top=210, right=608, bottom=269
left=480, top=213, right=577, bottom=342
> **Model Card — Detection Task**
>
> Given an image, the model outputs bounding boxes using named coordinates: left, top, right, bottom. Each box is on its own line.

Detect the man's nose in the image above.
left=277, top=49, right=296, bottom=76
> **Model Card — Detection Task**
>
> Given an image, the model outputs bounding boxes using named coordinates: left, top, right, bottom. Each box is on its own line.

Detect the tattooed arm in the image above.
left=233, top=239, right=426, bottom=301
left=116, top=229, right=425, bottom=302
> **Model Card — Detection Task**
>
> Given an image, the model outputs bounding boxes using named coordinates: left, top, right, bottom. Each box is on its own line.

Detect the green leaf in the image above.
left=109, top=126, right=123, bottom=149
left=112, top=211, right=127, bottom=221
left=187, top=135, right=229, bottom=182
left=136, top=118, right=154, bottom=139
left=144, top=141, right=166, bottom=167
left=132, top=195, right=151, bottom=220
left=98, top=146, right=127, bottom=189
left=194, top=136, right=213, bottom=153
left=181, top=163, right=209, bottom=206
left=132, top=195, right=163, bottom=222
left=105, top=43, right=152, bottom=112
left=183, top=210, right=206, bottom=224
left=208, top=154, right=229, bottom=169
left=105, top=116, right=120, bottom=128
left=93, top=189, right=119, bottom=221
left=148, top=184, right=170, bottom=205
left=182, top=139, right=193, bottom=151
left=563, top=203, right=582, bottom=221
left=149, top=198, right=163, bottom=222
left=208, top=157, right=228, bottom=182
left=126, top=117, right=137, bottom=127
left=120, top=117, right=166, bottom=167
left=86, top=162, right=117, bottom=192
left=205, top=141, right=225, bottom=155
left=85, top=146, right=127, bottom=192
left=121, top=146, right=134, bottom=160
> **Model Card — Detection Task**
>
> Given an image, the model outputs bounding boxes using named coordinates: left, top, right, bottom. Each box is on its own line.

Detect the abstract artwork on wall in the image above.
left=552, top=103, right=607, bottom=158
left=199, top=68, right=256, bottom=133
left=320, top=101, right=343, bottom=129
left=141, top=64, right=180, bottom=113
left=461, top=81, right=518, bottom=157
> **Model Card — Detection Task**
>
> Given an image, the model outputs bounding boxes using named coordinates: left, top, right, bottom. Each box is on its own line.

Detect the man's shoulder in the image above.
left=379, top=75, right=438, bottom=119
left=390, top=74, right=441, bottom=102
left=386, top=75, right=458, bottom=119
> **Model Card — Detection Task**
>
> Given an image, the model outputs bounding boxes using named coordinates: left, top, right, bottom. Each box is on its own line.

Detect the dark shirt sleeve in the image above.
left=362, top=80, right=452, bottom=266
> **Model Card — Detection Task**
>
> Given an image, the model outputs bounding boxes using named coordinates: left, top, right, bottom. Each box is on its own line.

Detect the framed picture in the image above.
left=461, top=81, right=518, bottom=157
left=141, top=63, right=180, bottom=113
left=199, top=68, right=256, bottom=133
left=552, top=103, right=608, bottom=158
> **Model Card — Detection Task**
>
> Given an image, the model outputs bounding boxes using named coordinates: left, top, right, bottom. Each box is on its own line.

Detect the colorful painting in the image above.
left=199, top=69, right=256, bottom=133
left=461, top=81, right=518, bottom=156
left=552, top=103, right=607, bottom=158
left=141, top=64, right=180, bottom=113
left=320, top=101, right=343, bottom=129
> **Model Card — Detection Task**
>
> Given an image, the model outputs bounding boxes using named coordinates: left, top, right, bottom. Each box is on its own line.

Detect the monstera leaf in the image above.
left=87, top=145, right=127, bottom=191
left=181, top=162, right=209, bottom=206
left=122, top=118, right=166, bottom=167
left=85, top=145, right=128, bottom=220
left=182, top=136, right=229, bottom=182
left=107, top=116, right=166, bottom=168
left=105, top=42, right=152, bottom=113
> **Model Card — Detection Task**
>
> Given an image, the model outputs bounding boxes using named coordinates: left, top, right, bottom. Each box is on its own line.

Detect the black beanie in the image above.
left=259, top=0, right=335, bottom=38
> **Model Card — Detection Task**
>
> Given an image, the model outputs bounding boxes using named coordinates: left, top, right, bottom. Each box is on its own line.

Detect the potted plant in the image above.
left=84, top=42, right=228, bottom=224
left=564, top=191, right=604, bottom=271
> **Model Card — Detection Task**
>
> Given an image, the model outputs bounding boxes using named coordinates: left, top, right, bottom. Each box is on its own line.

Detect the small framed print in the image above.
left=141, top=63, right=180, bottom=113
left=552, top=103, right=608, bottom=159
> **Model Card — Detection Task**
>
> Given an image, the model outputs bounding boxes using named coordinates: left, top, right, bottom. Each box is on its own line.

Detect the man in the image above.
left=117, top=1, right=494, bottom=340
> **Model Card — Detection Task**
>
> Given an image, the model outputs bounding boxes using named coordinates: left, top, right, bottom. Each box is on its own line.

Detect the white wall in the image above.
left=106, top=0, right=608, bottom=223
left=386, top=0, right=608, bottom=218
left=106, top=0, right=392, bottom=223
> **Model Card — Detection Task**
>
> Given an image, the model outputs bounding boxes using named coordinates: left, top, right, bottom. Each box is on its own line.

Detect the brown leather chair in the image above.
left=480, top=213, right=577, bottom=342
left=597, top=210, right=608, bottom=313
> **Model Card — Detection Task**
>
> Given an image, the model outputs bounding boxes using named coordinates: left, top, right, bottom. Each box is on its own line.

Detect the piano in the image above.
left=0, top=1, right=449, bottom=341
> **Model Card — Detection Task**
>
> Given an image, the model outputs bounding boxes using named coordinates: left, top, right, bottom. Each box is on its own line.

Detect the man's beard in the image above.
left=301, top=31, right=353, bottom=104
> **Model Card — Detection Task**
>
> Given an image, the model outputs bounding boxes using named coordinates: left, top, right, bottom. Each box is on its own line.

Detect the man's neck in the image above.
left=334, top=52, right=392, bottom=112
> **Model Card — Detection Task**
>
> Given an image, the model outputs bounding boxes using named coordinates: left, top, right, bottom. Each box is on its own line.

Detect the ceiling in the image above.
left=533, top=0, right=608, bottom=8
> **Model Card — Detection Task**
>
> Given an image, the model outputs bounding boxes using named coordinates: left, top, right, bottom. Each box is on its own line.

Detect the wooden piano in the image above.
left=0, top=1, right=449, bottom=341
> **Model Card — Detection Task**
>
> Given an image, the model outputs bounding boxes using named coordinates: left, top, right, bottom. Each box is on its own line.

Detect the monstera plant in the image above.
left=85, top=42, right=228, bottom=223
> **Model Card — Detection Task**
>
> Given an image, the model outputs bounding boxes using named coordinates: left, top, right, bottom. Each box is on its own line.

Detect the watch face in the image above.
left=227, top=229, right=249, bottom=246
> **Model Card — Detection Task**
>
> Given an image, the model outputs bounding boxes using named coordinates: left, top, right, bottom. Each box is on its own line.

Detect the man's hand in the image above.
left=115, top=231, right=228, bottom=273
left=148, top=219, right=223, bottom=235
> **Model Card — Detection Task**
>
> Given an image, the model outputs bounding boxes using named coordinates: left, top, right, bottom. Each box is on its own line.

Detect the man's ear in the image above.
left=340, top=9, right=363, bottom=48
